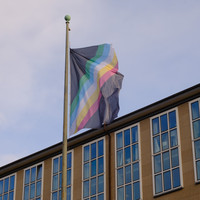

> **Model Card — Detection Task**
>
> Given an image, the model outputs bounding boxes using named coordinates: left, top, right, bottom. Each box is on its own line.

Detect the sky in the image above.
left=0, top=0, right=200, bottom=167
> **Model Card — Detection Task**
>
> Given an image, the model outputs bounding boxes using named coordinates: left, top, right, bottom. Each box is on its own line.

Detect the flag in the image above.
left=69, top=44, right=124, bottom=135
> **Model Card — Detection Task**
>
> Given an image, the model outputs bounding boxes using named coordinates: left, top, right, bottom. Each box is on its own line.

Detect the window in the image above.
left=190, top=98, right=200, bottom=182
left=115, top=124, right=141, bottom=200
left=0, top=174, right=15, bottom=200
left=23, top=164, right=43, bottom=200
left=82, top=138, right=105, bottom=200
left=51, top=151, right=73, bottom=200
left=151, top=109, right=182, bottom=196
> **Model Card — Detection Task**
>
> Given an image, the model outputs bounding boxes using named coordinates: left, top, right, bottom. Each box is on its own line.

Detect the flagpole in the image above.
left=62, top=14, right=71, bottom=200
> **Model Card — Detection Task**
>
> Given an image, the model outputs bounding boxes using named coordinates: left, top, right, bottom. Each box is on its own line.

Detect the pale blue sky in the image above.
left=0, top=0, right=200, bottom=166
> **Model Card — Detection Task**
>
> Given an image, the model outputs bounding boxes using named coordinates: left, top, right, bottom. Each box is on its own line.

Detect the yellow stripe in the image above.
left=75, top=53, right=118, bottom=132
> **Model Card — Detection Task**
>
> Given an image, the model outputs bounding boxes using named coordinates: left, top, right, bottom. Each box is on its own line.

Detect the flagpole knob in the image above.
left=64, top=15, right=71, bottom=22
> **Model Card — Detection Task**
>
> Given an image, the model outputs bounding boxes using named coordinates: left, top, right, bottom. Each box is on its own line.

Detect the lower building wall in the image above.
left=15, top=170, right=23, bottom=200
left=139, top=102, right=200, bottom=200
left=3, top=99, right=200, bottom=200
left=73, top=145, right=82, bottom=200
left=43, top=158, right=52, bottom=200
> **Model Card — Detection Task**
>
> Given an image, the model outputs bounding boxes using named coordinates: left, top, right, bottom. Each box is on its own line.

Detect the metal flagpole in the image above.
left=62, top=15, right=71, bottom=200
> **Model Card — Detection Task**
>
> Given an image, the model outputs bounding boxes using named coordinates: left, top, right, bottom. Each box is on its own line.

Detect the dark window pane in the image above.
left=155, top=174, right=163, bottom=194
left=169, top=111, right=176, bottom=129
left=164, top=171, right=171, bottom=191
left=196, top=161, right=200, bottom=181
left=10, top=175, right=15, bottom=191
left=67, top=152, right=72, bottom=169
left=171, top=148, right=179, bottom=167
left=25, top=169, right=30, bottom=184
left=132, top=126, right=138, bottom=143
left=0, top=180, right=3, bottom=194
left=91, top=197, right=96, bottom=200
left=170, top=129, right=178, bottom=147
left=83, top=180, right=89, bottom=198
left=24, top=185, right=29, bottom=200
left=194, top=140, right=200, bottom=159
left=52, top=175, right=58, bottom=191
left=36, top=181, right=41, bottom=197
left=191, top=101, right=200, bottom=120
left=98, top=175, right=104, bottom=193
left=90, top=178, right=96, bottom=195
left=125, top=184, right=132, bottom=200
left=31, top=167, right=36, bottom=182
left=91, top=160, right=96, bottom=177
left=52, top=191, right=57, bottom=200
left=163, top=151, right=170, bottom=171
left=91, top=143, right=96, bottom=159
left=53, top=158, right=59, bottom=174
left=132, top=144, right=139, bottom=161
left=84, top=163, right=89, bottom=179
left=133, top=182, right=140, bottom=200
left=193, top=120, right=200, bottom=139
left=98, top=194, right=104, bottom=200
left=67, top=187, right=71, bottom=200
left=59, top=173, right=62, bottom=189
left=117, top=168, right=124, bottom=186
left=98, top=157, right=104, bottom=174
left=3, top=194, right=8, bottom=200
left=153, top=136, right=160, bottom=154
left=133, top=162, right=139, bottom=181
left=125, top=147, right=131, bottom=164
left=117, top=150, right=123, bottom=167
left=152, top=117, right=160, bottom=135
left=9, top=192, right=14, bottom=200
left=30, top=183, right=35, bottom=199
left=161, top=132, right=169, bottom=150
left=154, top=155, right=161, bottom=173
left=124, top=129, right=130, bottom=146
left=4, top=178, right=9, bottom=193
left=125, top=165, right=131, bottom=183
left=98, top=140, right=104, bottom=156
left=60, top=156, right=62, bottom=172
left=67, top=169, right=71, bottom=186
left=172, top=168, right=180, bottom=188
left=59, top=190, right=61, bottom=200
left=84, top=146, right=90, bottom=162
left=116, top=132, right=123, bottom=149
left=117, top=187, right=124, bottom=200
left=161, top=114, right=168, bottom=132
left=37, top=165, right=42, bottom=180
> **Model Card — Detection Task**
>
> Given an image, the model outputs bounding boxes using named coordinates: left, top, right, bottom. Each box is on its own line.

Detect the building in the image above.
left=0, top=83, right=200, bottom=200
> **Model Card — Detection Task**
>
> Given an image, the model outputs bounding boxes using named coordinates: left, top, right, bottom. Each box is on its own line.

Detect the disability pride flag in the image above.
left=69, top=44, right=124, bottom=136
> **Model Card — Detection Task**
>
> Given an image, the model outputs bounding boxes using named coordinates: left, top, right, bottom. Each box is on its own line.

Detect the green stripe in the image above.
left=70, top=44, right=105, bottom=116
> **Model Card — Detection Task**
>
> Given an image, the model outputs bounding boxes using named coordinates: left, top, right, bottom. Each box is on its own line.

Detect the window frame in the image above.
left=0, top=173, right=16, bottom=200
left=115, top=123, right=142, bottom=200
left=51, top=150, right=74, bottom=200
left=22, top=162, right=44, bottom=200
left=82, top=137, right=106, bottom=200
left=150, top=108, right=183, bottom=196
left=189, top=98, right=200, bottom=183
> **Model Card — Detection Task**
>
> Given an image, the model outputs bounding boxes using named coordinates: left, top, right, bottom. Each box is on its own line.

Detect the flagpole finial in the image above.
left=64, top=15, right=71, bottom=23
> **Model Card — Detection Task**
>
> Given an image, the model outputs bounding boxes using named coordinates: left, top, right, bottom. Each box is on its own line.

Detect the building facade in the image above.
left=0, top=84, right=200, bottom=200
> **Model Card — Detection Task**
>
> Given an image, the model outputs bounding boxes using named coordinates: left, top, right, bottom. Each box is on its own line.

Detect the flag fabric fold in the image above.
left=69, top=44, right=124, bottom=136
